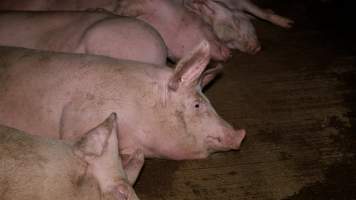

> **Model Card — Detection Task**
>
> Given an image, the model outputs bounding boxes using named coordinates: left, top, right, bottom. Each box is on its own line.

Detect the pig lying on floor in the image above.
left=183, top=0, right=294, bottom=54
left=0, top=113, right=141, bottom=200
left=0, top=0, right=230, bottom=62
left=116, top=0, right=230, bottom=62
left=0, top=11, right=167, bottom=65
left=0, top=42, right=245, bottom=161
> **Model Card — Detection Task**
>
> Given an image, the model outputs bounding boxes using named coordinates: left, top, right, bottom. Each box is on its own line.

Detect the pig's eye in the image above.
left=195, top=103, right=200, bottom=108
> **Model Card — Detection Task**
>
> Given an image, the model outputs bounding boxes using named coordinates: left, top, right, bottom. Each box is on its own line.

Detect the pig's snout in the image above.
left=226, top=38, right=261, bottom=55
left=223, top=128, right=246, bottom=150
left=218, top=45, right=231, bottom=61
left=209, top=39, right=231, bottom=61
left=250, top=44, right=261, bottom=54
left=244, top=39, right=261, bottom=55
left=207, top=128, right=246, bottom=151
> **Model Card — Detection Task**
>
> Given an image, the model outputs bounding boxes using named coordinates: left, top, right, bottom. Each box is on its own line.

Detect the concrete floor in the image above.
left=134, top=1, right=356, bottom=199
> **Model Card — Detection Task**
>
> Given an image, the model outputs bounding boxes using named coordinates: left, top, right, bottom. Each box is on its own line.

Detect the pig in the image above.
left=183, top=0, right=260, bottom=54
left=116, top=0, right=230, bottom=62
left=0, top=113, right=141, bottom=200
left=0, top=43, right=245, bottom=161
left=183, top=0, right=294, bottom=54
left=0, top=0, right=117, bottom=11
left=187, top=0, right=294, bottom=28
left=0, top=0, right=229, bottom=62
left=0, top=11, right=167, bottom=66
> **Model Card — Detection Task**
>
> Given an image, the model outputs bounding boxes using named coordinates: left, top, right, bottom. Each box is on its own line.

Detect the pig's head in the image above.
left=184, top=0, right=261, bottom=54
left=74, top=113, right=140, bottom=200
left=137, top=41, right=245, bottom=159
left=228, top=11, right=261, bottom=54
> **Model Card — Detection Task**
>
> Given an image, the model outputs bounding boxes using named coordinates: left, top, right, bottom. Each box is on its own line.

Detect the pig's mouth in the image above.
left=206, top=130, right=246, bottom=152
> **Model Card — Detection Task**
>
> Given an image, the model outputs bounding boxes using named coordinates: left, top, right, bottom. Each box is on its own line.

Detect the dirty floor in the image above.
left=134, top=1, right=356, bottom=200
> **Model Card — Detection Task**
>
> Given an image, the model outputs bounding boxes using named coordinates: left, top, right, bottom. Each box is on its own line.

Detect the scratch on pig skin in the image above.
left=175, top=110, right=188, bottom=136
left=59, top=103, right=69, bottom=139
left=0, top=56, right=9, bottom=93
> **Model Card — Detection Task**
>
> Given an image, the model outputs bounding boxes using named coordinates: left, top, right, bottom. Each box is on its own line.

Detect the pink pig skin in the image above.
left=0, top=113, right=140, bottom=200
left=116, top=0, right=230, bottom=62
left=0, top=43, right=245, bottom=161
left=184, top=0, right=294, bottom=54
left=0, top=11, right=167, bottom=65
left=0, top=0, right=229, bottom=62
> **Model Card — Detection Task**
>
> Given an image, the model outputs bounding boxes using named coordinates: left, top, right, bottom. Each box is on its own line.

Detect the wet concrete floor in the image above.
left=134, top=1, right=356, bottom=199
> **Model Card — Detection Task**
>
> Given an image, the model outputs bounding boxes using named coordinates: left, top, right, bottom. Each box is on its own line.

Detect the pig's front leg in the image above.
left=121, top=149, right=145, bottom=185
left=239, top=0, right=294, bottom=28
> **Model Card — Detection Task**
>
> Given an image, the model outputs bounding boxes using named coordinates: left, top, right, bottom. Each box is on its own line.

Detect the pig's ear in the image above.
left=74, top=113, right=117, bottom=159
left=168, top=41, right=211, bottom=91
left=200, top=62, right=223, bottom=88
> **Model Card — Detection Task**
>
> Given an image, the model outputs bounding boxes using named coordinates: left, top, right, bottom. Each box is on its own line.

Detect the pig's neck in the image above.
left=117, top=66, right=172, bottom=156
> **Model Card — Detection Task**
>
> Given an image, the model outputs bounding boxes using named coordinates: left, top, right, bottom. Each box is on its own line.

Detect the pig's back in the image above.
left=0, top=0, right=114, bottom=11
left=0, top=125, right=99, bottom=200
left=0, top=11, right=115, bottom=51
left=0, top=126, right=46, bottom=200
left=0, top=46, right=117, bottom=138
left=0, top=46, right=167, bottom=138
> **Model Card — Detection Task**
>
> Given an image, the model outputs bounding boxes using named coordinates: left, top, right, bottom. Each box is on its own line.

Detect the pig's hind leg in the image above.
left=121, top=149, right=145, bottom=185
left=238, top=0, right=294, bottom=28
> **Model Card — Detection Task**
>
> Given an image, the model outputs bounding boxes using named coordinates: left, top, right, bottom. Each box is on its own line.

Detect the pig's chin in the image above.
left=205, top=132, right=246, bottom=153
left=227, top=39, right=261, bottom=54
left=205, top=136, right=232, bottom=153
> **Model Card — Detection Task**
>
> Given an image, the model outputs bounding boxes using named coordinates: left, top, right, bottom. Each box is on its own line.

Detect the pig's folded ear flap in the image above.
left=200, top=62, right=223, bottom=88
left=74, top=113, right=117, bottom=159
left=168, top=41, right=211, bottom=91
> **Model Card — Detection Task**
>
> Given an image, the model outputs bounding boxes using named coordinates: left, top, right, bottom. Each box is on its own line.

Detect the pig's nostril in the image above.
left=222, top=47, right=231, bottom=58
left=254, top=45, right=262, bottom=53
left=248, top=45, right=260, bottom=55
left=232, top=129, right=246, bottom=149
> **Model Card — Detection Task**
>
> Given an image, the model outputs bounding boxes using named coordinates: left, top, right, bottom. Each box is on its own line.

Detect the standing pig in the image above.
left=183, top=0, right=294, bottom=53
left=116, top=0, right=230, bottom=62
left=0, top=11, right=167, bottom=66
left=0, top=43, right=245, bottom=161
left=0, top=113, right=141, bottom=200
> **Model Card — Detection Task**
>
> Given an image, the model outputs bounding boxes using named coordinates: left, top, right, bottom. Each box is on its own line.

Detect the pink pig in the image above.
left=0, top=42, right=245, bottom=161
left=0, top=0, right=230, bottom=62
left=116, top=0, right=231, bottom=61
left=0, top=11, right=167, bottom=65
left=0, top=113, right=141, bottom=200
left=183, top=0, right=294, bottom=54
